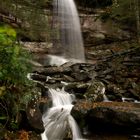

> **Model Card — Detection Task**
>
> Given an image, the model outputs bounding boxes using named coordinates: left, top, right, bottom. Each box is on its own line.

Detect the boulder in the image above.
left=26, top=98, right=45, bottom=133
left=71, top=101, right=140, bottom=132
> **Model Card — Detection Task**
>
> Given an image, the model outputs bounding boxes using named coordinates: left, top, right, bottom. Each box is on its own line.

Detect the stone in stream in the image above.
left=64, top=82, right=90, bottom=99
left=71, top=101, right=140, bottom=133
left=36, top=65, right=72, bottom=76
left=18, top=104, right=44, bottom=134
left=71, top=71, right=90, bottom=81
left=84, top=81, right=106, bottom=102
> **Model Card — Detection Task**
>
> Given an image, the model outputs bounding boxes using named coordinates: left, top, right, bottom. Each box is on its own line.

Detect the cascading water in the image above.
left=41, top=0, right=86, bottom=139
left=52, top=0, right=85, bottom=62
left=41, top=88, right=83, bottom=140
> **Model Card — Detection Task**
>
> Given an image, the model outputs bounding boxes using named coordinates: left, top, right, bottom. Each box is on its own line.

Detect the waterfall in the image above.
left=52, top=0, right=85, bottom=62
left=40, top=0, right=86, bottom=139
left=41, top=88, right=83, bottom=140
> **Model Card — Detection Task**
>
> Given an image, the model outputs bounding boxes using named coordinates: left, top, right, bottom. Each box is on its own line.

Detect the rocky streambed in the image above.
left=25, top=46, right=140, bottom=140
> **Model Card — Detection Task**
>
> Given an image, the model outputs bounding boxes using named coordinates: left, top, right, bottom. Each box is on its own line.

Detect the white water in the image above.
left=53, top=0, right=85, bottom=61
left=47, top=55, right=82, bottom=66
left=47, top=55, right=68, bottom=66
left=41, top=88, right=83, bottom=140
left=101, top=87, right=109, bottom=102
left=122, top=97, right=140, bottom=103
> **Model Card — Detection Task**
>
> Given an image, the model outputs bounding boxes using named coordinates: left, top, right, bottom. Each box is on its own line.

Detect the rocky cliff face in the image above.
left=81, top=12, right=131, bottom=47
left=79, top=8, right=134, bottom=62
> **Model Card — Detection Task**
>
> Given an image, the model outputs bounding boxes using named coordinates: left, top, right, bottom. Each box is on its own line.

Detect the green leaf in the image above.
left=0, top=34, right=7, bottom=43
left=2, top=69, right=8, bottom=74
left=7, top=28, right=16, bottom=38
left=0, top=25, right=16, bottom=38
left=13, top=45, right=20, bottom=56
left=0, top=116, right=7, bottom=120
left=0, top=33, right=13, bottom=46
left=0, top=86, right=6, bottom=97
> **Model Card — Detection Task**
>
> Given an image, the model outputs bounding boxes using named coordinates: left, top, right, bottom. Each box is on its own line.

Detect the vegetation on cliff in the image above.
left=100, top=0, right=140, bottom=41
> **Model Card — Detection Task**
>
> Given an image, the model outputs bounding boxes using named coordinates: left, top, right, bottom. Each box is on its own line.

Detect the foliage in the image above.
left=0, top=25, right=31, bottom=84
left=101, top=0, right=140, bottom=31
left=111, top=0, right=136, bottom=26
left=0, top=25, right=34, bottom=130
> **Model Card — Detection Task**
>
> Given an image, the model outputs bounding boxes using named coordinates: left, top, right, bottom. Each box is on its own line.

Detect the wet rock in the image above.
left=37, top=66, right=72, bottom=76
left=129, top=88, right=140, bottom=101
left=63, top=75, right=75, bottom=82
left=64, top=83, right=78, bottom=92
left=106, top=94, right=122, bottom=101
left=71, top=100, right=92, bottom=129
left=71, top=71, right=90, bottom=81
left=37, top=83, right=49, bottom=97
left=30, top=73, right=47, bottom=82
left=39, top=97, right=52, bottom=114
left=70, top=63, right=81, bottom=72
left=72, top=101, right=140, bottom=132
left=65, top=83, right=89, bottom=98
left=84, top=81, right=105, bottom=102
left=26, top=98, right=45, bottom=133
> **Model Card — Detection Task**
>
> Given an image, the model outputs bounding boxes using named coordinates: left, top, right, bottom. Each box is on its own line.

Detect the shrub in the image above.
left=0, top=25, right=33, bottom=130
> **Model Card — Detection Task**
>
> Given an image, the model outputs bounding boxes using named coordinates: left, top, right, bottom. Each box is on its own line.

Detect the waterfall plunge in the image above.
left=52, top=0, right=85, bottom=62
left=41, top=88, right=83, bottom=140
